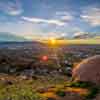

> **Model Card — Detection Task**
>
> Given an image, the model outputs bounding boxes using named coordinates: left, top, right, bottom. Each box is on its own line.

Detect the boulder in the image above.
left=72, top=55, right=100, bottom=85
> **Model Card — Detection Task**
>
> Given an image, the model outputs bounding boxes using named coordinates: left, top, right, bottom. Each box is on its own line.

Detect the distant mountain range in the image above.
left=0, top=32, right=27, bottom=42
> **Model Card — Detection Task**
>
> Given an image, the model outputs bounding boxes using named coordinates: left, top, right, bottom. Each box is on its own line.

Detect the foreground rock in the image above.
left=72, top=55, right=100, bottom=85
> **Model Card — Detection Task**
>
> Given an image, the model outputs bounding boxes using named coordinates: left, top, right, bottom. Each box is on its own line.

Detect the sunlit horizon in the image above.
left=0, top=0, right=100, bottom=43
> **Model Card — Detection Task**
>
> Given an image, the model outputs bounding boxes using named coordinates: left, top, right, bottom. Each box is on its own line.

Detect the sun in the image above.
left=50, top=38, right=56, bottom=45
left=48, top=38, right=58, bottom=46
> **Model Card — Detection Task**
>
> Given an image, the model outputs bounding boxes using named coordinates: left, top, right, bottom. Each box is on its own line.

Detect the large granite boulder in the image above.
left=72, top=55, right=100, bottom=85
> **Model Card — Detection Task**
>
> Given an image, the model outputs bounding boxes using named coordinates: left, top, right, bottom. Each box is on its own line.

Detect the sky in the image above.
left=0, top=0, right=100, bottom=40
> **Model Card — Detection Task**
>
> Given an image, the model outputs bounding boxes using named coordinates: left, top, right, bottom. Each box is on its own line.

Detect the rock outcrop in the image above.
left=72, top=55, right=100, bottom=85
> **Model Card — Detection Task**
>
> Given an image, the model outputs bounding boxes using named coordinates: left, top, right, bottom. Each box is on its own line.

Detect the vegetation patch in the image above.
left=55, top=90, right=66, bottom=97
left=66, top=81, right=100, bottom=99
left=85, top=87, right=99, bottom=99
left=68, top=81, right=93, bottom=88
left=0, top=83, right=46, bottom=100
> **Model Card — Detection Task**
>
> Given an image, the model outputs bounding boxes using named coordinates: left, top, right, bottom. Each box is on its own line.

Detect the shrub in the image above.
left=67, top=81, right=99, bottom=99
left=55, top=90, right=66, bottom=97
left=69, top=81, right=93, bottom=88
left=85, top=87, right=99, bottom=99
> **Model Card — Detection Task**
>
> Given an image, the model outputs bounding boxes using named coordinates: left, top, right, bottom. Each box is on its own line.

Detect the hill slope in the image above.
left=0, top=32, right=27, bottom=42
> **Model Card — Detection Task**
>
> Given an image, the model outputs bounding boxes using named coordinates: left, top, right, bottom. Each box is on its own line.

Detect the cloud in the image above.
left=73, top=32, right=91, bottom=39
left=56, top=11, right=70, bottom=16
left=21, top=16, right=66, bottom=26
left=21, top=11, right=74, bottom=26
left=56, top=11, right=73, bottom=21
left=74, top=32, right=86, bottom=37
left=81, top=7, right=100, bottom=26
left=21, top=11, right=73, bottom=26
left=60, top=15, right=73, bottom=21
left=0, top=0, right=23, bottom=16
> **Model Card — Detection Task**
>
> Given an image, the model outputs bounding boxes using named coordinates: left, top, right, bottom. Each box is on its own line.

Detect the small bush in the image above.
left=69, top=81, right=93, bottom=88
left=55, top=90, right=66, bottom=97
left=85, top=87, right=99, bottom=99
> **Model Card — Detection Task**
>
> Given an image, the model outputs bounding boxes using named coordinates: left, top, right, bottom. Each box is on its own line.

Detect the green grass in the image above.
left=0, top=84, right=46, bottom=100
left=68, top=81, right=93, bottom=88
left=0, top=75, right=67, bottom=100
left=0, top=76, right=99, bottom=100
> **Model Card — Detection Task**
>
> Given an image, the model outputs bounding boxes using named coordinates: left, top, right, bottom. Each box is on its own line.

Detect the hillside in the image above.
left=0, top=32, right=27, bottom=42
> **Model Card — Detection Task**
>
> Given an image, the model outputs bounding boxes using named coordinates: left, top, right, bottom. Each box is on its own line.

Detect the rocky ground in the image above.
left=0, top=43, right=99, bottom=100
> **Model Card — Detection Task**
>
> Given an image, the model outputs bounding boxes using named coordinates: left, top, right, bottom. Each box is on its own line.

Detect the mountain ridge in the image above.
left=0, top=32, right=27, bottom=42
